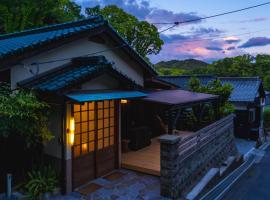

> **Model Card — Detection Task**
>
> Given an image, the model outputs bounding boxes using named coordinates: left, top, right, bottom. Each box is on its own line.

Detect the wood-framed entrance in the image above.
left=71, top=100, right=119, bottom=189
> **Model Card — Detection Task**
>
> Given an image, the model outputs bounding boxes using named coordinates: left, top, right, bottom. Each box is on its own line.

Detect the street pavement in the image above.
left=222, top=146, right=270, bottom=200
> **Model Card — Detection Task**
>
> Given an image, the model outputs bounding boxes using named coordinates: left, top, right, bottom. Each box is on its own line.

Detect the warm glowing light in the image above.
left=69, top=117, right=75, bottom=145
left=82, top=143, right=87, bottom=152
left=70, top=117, right=75, bottom=133
left=69, top=132, right=74, bottom=145
left=121, top=99, right=128, bottom=104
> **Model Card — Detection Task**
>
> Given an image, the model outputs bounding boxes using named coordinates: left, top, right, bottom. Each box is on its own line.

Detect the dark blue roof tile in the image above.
left=0, top=16, right=105, bottom=59
left=158, top=75, right=215, bottom=90
left=220, top=77, right=262, bottom=102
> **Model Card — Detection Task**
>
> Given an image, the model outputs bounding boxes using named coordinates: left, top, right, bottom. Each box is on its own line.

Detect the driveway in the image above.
left=222, top=146, right=270, bottom=200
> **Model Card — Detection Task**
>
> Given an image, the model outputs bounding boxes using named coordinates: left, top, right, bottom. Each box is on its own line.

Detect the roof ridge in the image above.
left=219, top=76, right=260, bottom=80
left=159, top=75, right=216, bottom=78
left=0, top=15, right=104, bottom=40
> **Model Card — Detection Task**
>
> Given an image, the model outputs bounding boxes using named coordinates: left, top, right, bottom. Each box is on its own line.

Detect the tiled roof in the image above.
left=158, top=75, right=216, bottom=90
left=220, top=77, right=262, bottom=102
left=158, top=75, right=263, bottom=103
left=0, top=15, right=157, bottom=75
left=0, top=16, right=105, bottom=59
left=18, top=56, right=138, bottom=91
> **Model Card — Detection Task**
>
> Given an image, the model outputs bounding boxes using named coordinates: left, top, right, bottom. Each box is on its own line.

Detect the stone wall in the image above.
left=159, top=114, right=238, bottom=199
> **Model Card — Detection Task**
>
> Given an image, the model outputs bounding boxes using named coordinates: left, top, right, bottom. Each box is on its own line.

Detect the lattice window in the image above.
left=73, top=100, right=116, bottom=157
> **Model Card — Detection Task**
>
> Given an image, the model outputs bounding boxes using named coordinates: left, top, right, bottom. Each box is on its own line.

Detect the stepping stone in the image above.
left=76, top=183, right=102, bottom=196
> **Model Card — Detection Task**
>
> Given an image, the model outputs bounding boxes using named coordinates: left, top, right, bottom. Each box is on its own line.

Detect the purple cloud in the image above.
left=160, top=34, right=191, bottom=43
left=227, top=46, right=236, bottom=51
left=145, top=9, right=201, bottom=25
left=223, top=36, right=241, bottom=44
left=239, top=37, right=270, bottom=48
left=191, top=27, right=223, bottom=36
left=206, top=46, right=223, bottom=51
left=76, top=0, right=203, bottom=25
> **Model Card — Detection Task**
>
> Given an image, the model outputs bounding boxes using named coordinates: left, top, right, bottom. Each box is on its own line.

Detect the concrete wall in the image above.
left=159, top=114, right=238, bottom=199
left=10, top=37, right=144, bottom=88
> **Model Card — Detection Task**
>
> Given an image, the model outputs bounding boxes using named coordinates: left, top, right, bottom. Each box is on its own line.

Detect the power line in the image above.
left=156, top=1, right=270, bottom=32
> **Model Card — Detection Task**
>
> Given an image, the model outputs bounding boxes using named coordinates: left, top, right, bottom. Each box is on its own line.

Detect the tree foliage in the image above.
left=189, top=77, right=235, bottom=117
left=0, top=0, right=82, bottom=34
left=0, top=84, right=53, bottom=147
left=86, top=5, right=164, bottom=57
left=190, top=54, right=270, bottom=91
left=264, top=107, right=270, bottom=131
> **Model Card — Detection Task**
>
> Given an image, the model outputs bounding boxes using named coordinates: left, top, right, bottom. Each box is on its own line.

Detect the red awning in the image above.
left=141, top=89, right=218, bottom=106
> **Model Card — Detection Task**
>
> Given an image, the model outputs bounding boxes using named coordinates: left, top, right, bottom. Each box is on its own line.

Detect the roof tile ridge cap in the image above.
left=219, top=76, right=260, bottom=80
left=0, top=15, right=104, bottom=40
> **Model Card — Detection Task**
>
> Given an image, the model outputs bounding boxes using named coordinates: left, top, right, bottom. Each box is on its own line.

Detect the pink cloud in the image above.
left=149, top=36, right=245, bottom=63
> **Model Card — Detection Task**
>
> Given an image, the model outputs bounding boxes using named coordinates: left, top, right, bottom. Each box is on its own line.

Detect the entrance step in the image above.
left=186, top=168, right=219, bottom=200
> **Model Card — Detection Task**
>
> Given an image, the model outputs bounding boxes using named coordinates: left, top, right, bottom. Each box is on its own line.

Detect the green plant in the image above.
left=25, top=166, right=58, bottom=200
left=0, top=83, right=53, bottom=147
left=264, top=107, right=270, bottom=131
left=189, top=77, right=235, bottom=117
left=86, top=5, right=164, bottom=58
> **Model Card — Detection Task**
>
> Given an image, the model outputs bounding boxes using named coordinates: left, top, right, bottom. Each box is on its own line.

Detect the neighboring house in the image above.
left=159, top=75, right=266, bottom=139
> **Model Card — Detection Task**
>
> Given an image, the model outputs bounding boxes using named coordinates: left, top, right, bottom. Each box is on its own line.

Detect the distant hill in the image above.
left=155, top=59, right=208, bottom=71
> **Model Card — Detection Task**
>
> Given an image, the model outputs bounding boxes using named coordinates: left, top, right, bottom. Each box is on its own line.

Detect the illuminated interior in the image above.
left=72, top=100, right=116, bottom=157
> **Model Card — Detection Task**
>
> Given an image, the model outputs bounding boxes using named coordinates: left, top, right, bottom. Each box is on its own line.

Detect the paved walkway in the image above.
left=235, top=138, right=256, bottom=155
left=51, top=169, right=169, bottom=200
left=222, top=146, right=270, bottom=200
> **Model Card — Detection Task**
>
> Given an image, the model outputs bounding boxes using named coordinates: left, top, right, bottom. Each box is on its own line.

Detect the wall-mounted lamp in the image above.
left=121, top=99, right=128, bottom=104
left=68, top=117, right=75, bottom=145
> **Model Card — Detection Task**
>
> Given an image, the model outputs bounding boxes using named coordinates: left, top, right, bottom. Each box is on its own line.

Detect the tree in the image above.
left=264, top=107, right=270, bottom=131
left=0, top=83, right=53, bottom=147
left=187, top=54, right=270, bottom=91
left=85, top=5, right=164, bottom=58
left=189, top=77, right=235, bottom=117
left=0, top=0, right=82, bottom=34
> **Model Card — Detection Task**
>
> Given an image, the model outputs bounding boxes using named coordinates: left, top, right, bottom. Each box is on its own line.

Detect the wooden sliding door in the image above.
left=72, top=100, right=118, bottom=189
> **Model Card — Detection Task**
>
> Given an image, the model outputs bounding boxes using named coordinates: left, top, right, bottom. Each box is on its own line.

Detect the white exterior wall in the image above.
left=10, top=37, right=144, bottom=88
left=81, top=74, right=119, bottom=90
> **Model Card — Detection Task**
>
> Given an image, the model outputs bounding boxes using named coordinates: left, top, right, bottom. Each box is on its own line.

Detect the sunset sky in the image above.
left=75, top=0, right=270, bottom=63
